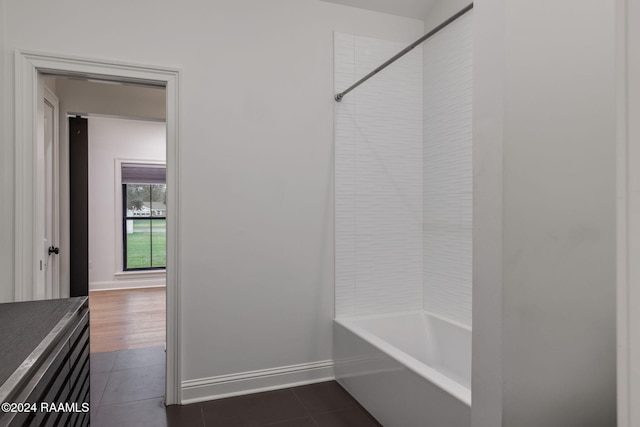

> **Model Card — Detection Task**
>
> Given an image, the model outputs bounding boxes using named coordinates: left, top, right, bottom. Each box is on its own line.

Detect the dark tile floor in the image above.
left=90, top=346, right=381, bottom=427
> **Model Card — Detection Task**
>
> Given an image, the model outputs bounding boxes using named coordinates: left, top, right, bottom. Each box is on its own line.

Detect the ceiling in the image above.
left=320, top=0, right=436, bottom=20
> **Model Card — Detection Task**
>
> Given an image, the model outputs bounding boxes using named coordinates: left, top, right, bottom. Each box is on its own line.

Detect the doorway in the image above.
left=56, top=81, right=168, bottom=414
left=14, top=50, right=181, bottom=405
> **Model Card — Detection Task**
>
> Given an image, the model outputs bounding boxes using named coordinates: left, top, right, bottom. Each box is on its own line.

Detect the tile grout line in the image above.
left=275, top=389, right=319, bottom=426
left=290, top=387, right=321, bottom=427
left=92, top=371, right=109, bottom=409
left=97, top=395, right=166, bottom=410
left=96, top=369, right=113, bottom=409
left=304, top=405, right=360, bottom=417
left=96, top=350, right=166, bottom=409
left=258, top=416, right=318, bottom=427
left=107, top=361, right=166, bottom=373
left=290, top=387, right=312, bottom=416
left=289, top=388, right=321, bottom=427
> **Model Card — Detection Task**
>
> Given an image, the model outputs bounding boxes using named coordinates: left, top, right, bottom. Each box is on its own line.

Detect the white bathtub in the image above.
left=334, top=311, right=471, bottom=427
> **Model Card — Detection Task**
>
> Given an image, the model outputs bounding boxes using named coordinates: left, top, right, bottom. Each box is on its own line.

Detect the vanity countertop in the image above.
left=0, top=297, right=88, bottom=400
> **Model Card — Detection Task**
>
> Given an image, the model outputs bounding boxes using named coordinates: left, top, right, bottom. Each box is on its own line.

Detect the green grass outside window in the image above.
left=126, top=219, right=166, bottom=268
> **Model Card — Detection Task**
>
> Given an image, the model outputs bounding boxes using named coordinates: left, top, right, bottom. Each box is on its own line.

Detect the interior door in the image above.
left=43, top=88, right=60, bottom=299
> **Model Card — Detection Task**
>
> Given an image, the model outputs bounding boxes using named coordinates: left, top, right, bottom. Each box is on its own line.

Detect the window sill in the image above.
left=114, top=270, right=166, bottom=280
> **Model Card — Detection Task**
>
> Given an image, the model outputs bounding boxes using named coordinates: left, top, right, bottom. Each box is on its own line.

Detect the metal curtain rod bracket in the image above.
left=334, top=2, right=473, bottom=102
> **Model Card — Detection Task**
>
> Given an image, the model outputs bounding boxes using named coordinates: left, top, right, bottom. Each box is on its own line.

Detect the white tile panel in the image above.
left=335, top=14, right=472, bottom=324
left=335, top=32, right=423, bottom=317
left=422, top=12, right=473, bottom=327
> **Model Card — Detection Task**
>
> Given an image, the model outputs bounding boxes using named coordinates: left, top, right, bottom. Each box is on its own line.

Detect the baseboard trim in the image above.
left=89, top=279, right=166, bottom=291
left=181, top=360, right=335, bottom=404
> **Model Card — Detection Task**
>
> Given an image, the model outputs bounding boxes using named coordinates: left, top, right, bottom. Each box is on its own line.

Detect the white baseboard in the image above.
left=89, top=278, right=166, bottom=291
left=181, top=360, right=335, bottom=404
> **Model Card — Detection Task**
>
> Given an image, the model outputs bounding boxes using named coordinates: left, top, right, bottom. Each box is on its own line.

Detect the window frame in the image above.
left=122, top=183, right=167, bottom=271
left=118, top=160, right=167, bottom=272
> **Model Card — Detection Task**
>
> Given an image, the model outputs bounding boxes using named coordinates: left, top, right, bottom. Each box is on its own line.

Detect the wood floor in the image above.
left=89, top=287, right=166, bottom=353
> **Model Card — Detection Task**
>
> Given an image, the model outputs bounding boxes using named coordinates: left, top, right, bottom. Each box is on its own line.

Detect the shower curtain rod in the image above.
left=334, top=2, right=473, bottom=102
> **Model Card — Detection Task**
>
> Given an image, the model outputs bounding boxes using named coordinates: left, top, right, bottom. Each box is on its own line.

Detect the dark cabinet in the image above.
left=0, top=298, right=89, bottom=427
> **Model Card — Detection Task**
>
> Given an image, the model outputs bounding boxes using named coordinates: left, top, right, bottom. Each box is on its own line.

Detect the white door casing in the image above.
left=14, top=50, right=182, bottom=405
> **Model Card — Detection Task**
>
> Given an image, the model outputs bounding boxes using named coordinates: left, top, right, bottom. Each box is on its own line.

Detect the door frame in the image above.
left=14, top=50, right=182, bottom=405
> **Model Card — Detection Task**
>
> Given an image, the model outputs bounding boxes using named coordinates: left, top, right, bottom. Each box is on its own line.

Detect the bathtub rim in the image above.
left=334, top=310, right=471, bottom=406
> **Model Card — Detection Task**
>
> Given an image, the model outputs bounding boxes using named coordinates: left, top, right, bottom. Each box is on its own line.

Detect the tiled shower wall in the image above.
left=334, top=12, right=472, bottom=324
left=334, top=33, right=424, bottom=317
left=423, top=12, right=473, bottom=327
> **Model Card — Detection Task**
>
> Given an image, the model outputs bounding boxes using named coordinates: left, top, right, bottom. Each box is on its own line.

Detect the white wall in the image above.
left=473, top=0, right=617, bottom=426
left=334, top=33, right=424, bottom=317
left=423, top=0, right=471, bottom=33
left=1, top=0, right=424, bottom=400
left=88, top=117, right=166, bottom=290
left=423, top=11, right=473, bottom=327
left=620, top=0, right=640, bottom=424
left=320, top=0, right=435, bottom=20
left=471, top=0, right=504, bottom=424
left=42, top=76, right=56, bottom=93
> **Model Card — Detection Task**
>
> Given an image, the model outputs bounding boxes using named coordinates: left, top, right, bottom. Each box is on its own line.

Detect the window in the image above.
left=122, top=163, right=166, bottom=270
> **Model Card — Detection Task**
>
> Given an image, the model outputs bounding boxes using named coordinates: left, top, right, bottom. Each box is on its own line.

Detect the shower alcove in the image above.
left=333, top=8, right=473, bottom=427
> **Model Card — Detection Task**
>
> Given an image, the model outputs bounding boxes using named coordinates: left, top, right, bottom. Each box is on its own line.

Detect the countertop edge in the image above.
left=0, top=297, right=88, bottom=404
